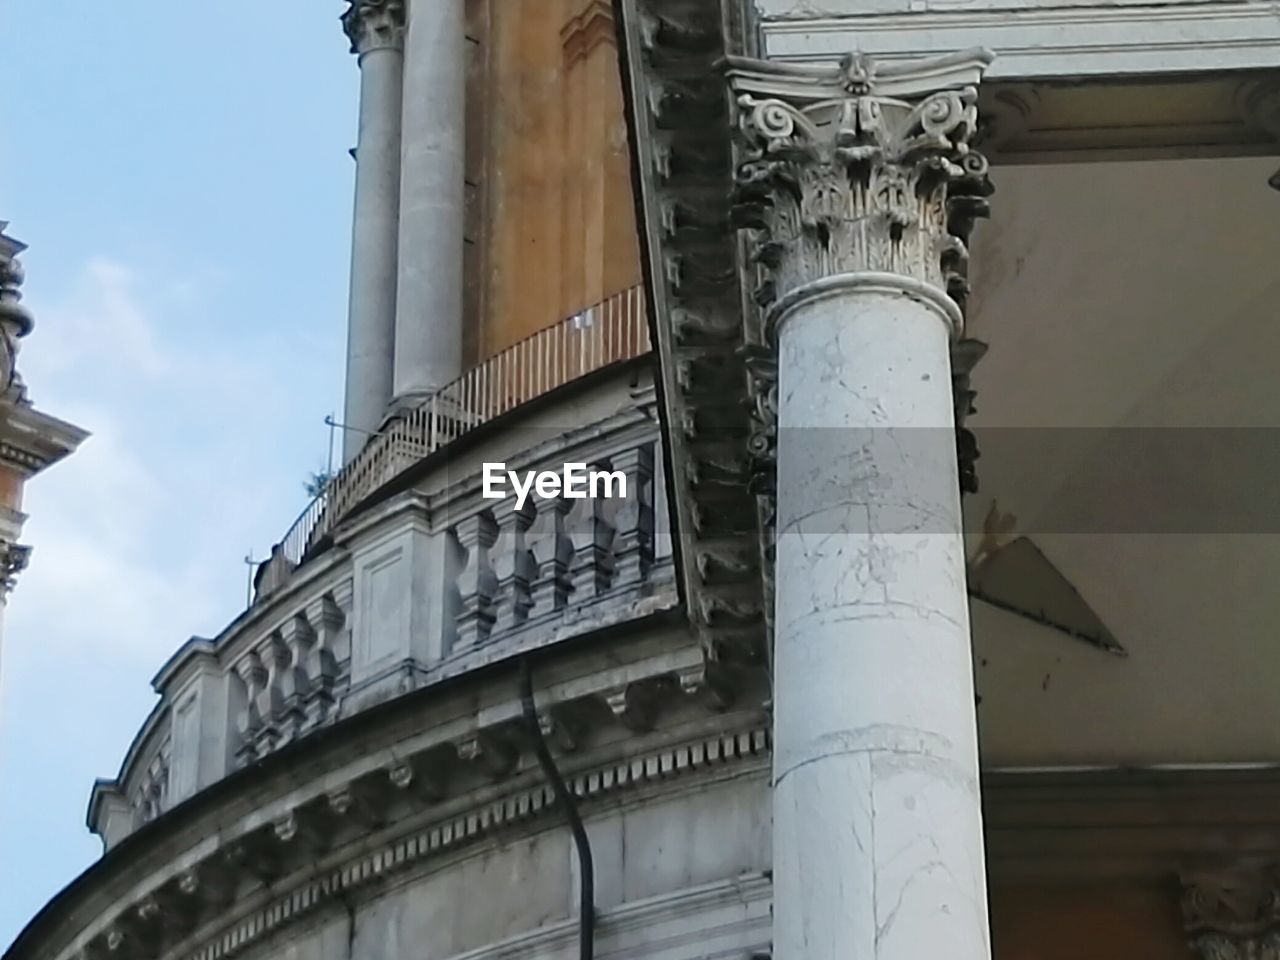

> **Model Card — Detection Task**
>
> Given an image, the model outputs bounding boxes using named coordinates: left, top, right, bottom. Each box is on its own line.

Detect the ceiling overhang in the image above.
left=757, top=0, right=1280, bottom=81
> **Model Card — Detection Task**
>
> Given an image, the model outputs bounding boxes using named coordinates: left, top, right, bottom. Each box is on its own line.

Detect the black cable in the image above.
left=519, top=660, right=594, bottom=960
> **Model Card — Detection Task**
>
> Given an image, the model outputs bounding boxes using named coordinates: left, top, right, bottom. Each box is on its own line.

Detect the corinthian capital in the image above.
left=341, top=0, right=405, bottom=55
left=1182, top=867, right=1280, bottom=960
left=728, top=49, right=994, bottom=336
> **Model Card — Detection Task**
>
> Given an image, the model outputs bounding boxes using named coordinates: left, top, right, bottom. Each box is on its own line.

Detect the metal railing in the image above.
left=279, top=284, right=650, bottom=567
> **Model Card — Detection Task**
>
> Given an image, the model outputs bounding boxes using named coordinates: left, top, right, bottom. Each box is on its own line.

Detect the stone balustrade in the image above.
left=89, top=376, right=674, bottom=848
left=231, top=582, right=352, bottom=765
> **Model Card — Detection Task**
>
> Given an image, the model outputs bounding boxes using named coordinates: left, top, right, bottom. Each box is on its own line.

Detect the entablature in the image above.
left=758, top=0, right=1280, bottom=80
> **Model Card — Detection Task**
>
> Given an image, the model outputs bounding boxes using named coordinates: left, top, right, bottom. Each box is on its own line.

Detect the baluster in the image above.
left=491, top=498, right=535, bottom=636
left=145, top=750, right=168, bottom=821
left=566, top=481, right=613, bottom=601
left=304, top=592, right=344, bottom=726
left=233, top=653, right=266, bottom=763
left=527, top=493, right=574, bottom=616
left=609, top=444, right=655, bottom=587
left=278, top=614, right=314, bottom=739
left=254, top=635, right=289, bottom=755
left=452, top=510, right=498, bottom=649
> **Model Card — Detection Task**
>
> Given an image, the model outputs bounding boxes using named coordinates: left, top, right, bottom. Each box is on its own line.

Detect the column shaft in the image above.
left=394, top=0, right=465, bottom=403
left=726, top=49, right=996, bottom=960
left=772, top=277, right=988, bottom=960
left=344, top=40, right=404, bottom=461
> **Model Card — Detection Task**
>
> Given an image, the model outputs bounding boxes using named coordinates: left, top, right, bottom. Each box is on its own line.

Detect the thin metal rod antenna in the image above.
left=325, top=412, right=336, bottom=479
left=323, top=414, right=384, bottom=439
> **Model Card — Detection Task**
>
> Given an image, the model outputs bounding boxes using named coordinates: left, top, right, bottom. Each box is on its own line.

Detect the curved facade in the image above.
left=14, top=359, right=774, bottom=960
left=13, top=1, right=1280, bottom=959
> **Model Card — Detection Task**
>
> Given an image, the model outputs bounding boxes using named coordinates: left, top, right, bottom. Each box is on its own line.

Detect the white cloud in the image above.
left=5, top=254, right=335, bottom=672
left=0, top=253, right=342, bottom=948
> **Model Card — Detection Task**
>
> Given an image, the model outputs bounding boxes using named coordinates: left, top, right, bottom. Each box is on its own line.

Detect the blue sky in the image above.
left=0, top=1, right=356, bottom=946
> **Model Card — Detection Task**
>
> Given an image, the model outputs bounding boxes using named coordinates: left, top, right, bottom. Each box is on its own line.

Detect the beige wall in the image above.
left=468, top=0, right=641, bottom=360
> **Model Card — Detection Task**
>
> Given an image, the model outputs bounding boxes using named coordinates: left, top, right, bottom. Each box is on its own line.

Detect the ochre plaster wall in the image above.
left=992, top=882, right=1192, bottom=960
left=469, top=0, right=641, bottom=359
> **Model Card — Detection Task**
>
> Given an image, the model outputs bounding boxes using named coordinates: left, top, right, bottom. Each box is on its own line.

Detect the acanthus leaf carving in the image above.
left=341, top=0, right=405, bottom=56
left=1183, top=866, right=1280, bottom=960
left=727, top=50, right=994, bottom=331
left=727, top=50, right=995, bottom=519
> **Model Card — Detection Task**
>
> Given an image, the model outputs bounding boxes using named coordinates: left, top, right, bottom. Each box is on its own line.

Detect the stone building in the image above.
left=7, top=1, right=1280, bottom=959
left=0, top=224, right=87, bottom=669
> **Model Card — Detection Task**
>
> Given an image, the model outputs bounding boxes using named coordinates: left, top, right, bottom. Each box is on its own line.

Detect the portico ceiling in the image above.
left=966, top=155, right=1280, bottom=765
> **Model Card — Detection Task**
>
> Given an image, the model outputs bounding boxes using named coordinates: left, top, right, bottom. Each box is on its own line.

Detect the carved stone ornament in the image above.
left=0, top=223, right=33, bottom=403
left=341, top=0, right=405, bottom=56
left=0, top=541, right=30, bottom=594
left=727, top=49, right=995, bottom=333
left=728, top=50, right=995, bottom=509
left=1182, top=866, right=1280, bottom=960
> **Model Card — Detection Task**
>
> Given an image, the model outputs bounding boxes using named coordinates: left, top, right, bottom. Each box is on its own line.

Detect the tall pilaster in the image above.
left=728, top=51, right=994, bottom=960
left=392, top=0, right=465, bottom=404
left=341, top=0, right=406, bottom=462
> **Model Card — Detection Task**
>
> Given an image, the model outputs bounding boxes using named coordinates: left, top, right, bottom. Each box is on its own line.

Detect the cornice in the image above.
left=44, top=712, right=771, bottom=960
left=615, top=0, right=770, bottom=669
left=0, top=402, right=88, bottom=476
left=171, top=728, right=768, bottom=960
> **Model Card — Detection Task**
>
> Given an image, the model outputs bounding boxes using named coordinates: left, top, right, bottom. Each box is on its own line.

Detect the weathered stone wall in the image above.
left=236, top=773, right=770, bottom=960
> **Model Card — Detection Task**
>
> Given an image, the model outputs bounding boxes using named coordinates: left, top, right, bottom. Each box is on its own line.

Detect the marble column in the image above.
left=341, top=0, right=406, bottom=462
left=728, top=51, right=995, bottom=960
left=393, top=0, right=465, bottom=404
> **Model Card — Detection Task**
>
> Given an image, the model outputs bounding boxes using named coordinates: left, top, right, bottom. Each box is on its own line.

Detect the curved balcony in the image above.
left=87, top=287, right=673, bottom=849
left=268, top=285, right=650, bottom=586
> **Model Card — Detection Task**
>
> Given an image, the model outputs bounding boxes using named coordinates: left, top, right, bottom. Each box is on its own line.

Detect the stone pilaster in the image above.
left=1183, top=867, right=1280, bottom=960
left=728, top=50, right=995, bottom=960
left=341, top=0, right=406, bottom=461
